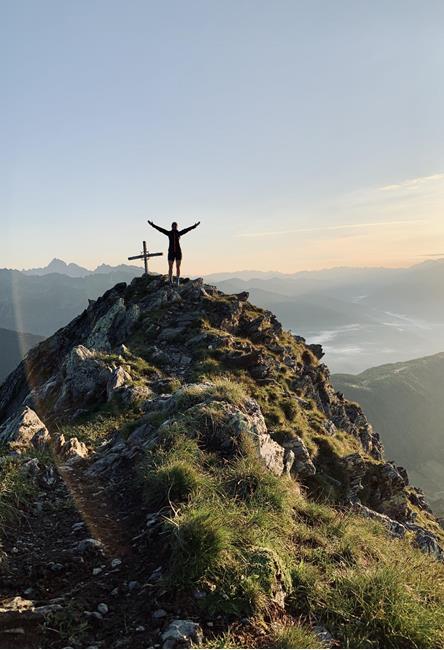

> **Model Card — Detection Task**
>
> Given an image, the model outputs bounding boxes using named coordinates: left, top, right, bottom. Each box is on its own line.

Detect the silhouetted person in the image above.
left=148, top=219, right=200, bottom=285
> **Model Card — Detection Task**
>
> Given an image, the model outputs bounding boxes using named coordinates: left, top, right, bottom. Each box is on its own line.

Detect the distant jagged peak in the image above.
left=21, top=258, right=140, bottom=278
left=23, top=257, right=91, bottom=277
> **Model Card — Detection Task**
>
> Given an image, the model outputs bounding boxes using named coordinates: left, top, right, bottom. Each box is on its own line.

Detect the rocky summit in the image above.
left=0, top=274, right=443, bottom=649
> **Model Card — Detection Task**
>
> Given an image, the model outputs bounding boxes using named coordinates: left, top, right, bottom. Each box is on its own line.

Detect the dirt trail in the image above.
left=0, top=453, right=156, bottom=649
left=57, top=461, right=132, bottom=558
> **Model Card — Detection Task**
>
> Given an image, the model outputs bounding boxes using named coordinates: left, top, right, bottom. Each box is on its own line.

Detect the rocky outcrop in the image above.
left=52, top=345, right=112, bottom=415
left=281, top=435, right=316, bottom=477
left=107, top=366, right=132, bottom=401
left=52, top=432, right=89, bottom=463
left=0, top=407, right=49, bottom=452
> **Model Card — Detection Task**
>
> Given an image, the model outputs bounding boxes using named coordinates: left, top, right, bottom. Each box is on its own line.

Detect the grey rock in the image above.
left=59, top=437, right=89, bottom=463
left=413, top=529, right=444, bottom=560
left=152, top=608, right=167, bottom=619
left=97, top=603, right=109, bottom=615
left=281, top=436, right=316, bottom=477
left=74, top=538, right=104, bottom=555
left=353, top=503, right=406, bottom=538
left=0, top=407, right=49, bottom=452
left=127, top=423, right=153, bottom=447
left=86, top=298, right=127, bottom=351
left=121, top=384, right=153, bottom=407
left=314, top=625, right=334, bottom=647
left=107, top=366, right=132, bottom=401
left=161, top=620, right=203, bottom=648
left=53, top=345, right=112, bottom=413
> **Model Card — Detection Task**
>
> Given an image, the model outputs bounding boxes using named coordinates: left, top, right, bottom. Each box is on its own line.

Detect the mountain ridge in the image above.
left=21, top=258, right=141, bottom=278
left=0, top=275, right=443, bottom=647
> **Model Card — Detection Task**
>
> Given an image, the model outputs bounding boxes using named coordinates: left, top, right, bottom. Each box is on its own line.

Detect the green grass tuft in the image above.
left=269, top=623, right=325, bottom=648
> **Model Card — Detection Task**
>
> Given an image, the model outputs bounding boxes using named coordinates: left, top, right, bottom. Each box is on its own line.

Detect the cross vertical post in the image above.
left=143, top=240, right=148, bottom=275
left=128, top=241, right=163, bottom=275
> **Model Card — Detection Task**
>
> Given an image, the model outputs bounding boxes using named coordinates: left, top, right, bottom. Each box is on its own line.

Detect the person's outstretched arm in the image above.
left=179, top=221, right=200, bottom=236
left=147, top=220, right=170, bottom=236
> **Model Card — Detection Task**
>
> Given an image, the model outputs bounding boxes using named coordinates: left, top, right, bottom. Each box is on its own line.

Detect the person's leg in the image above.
left=176, top=259, right=181, bottom=285
left=168, top=260, right=174, bottom=284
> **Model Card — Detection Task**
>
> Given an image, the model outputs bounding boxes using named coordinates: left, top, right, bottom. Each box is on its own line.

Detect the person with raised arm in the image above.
left=147, top=219, right=200, bottom=286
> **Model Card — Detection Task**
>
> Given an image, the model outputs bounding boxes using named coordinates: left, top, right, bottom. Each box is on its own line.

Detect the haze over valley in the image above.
left=206, top=259, right=444, bottom=373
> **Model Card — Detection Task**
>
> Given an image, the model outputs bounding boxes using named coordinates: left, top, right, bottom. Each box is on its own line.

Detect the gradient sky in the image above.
left=2, top=0, right=444, bottom=274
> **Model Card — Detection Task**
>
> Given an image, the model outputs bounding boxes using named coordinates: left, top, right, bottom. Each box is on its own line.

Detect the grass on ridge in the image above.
left=136, top=383, right=444, bottom=648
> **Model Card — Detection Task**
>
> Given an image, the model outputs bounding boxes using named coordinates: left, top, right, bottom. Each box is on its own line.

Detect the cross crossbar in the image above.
left=128, top=241, right=163, bottom=275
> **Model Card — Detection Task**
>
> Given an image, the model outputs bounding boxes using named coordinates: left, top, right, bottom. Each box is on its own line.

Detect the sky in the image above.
left=2, top=0, right=444, bottom=275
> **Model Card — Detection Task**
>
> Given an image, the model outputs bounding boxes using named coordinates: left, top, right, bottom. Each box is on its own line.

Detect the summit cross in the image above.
left=128, top=241, right=163, bottom=275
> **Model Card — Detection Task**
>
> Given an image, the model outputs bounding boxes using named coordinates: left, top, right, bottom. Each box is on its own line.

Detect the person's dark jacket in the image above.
left=149, top=223, right=198, bottom=258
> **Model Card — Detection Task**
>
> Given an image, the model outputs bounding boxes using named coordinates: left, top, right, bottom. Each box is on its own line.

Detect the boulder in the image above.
left=52, top=433, right=89, bottom=463
left=221, top=398, right=289, bottom=476
left=53, top=346, right=112, bottom=413
left=107, top=367, right=132, bottom=401
left=412, top=529, right=444, bottom=561
left=161, top=620, right=203, bottom=648
left=59, top=437, right=89, bottom=463
left=281, top=436, right=316, bottom=477
left=120, top=384, right=153, bottom=406
left=0, top=407, right=49, bottom=452
left=86, top=298, right=127, bottom=351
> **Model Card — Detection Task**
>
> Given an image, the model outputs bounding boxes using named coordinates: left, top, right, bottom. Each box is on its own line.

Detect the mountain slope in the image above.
left=333, top=352, right=444, bottom=516
left=0, top=328, right=44, bottom=383
left=207, top=261, right=444, bottom=373
left=0, top=268, right=143, bottom=336
left=0, top=276, right=443, bottom=648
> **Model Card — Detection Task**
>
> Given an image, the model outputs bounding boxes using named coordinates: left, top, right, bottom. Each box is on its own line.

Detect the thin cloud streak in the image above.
left=237, top=219, right=428, bottom=239
left=379, top=173, right=444, bottom=192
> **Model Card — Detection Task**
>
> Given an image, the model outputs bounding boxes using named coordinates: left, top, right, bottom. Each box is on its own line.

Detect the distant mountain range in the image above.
left=332, top=352, right=444, bottom=517
left=0, top=328, right=44, bottom=383
left=0, top=266, right=143, bottom=336
left=21, top=258, right=141, bottom=278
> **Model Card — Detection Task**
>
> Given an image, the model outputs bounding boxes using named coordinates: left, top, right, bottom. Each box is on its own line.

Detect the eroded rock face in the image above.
left=353, top=503, right=406, bottom=538
left=0, top=407, right=49, bottom=452
left=281, top=436, right=316, bottom=477
left=107, top=366, right=132, bottom=401
left=53, top=346, right=112, bottom=415
left=53, top=433, right=89, bottom=463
